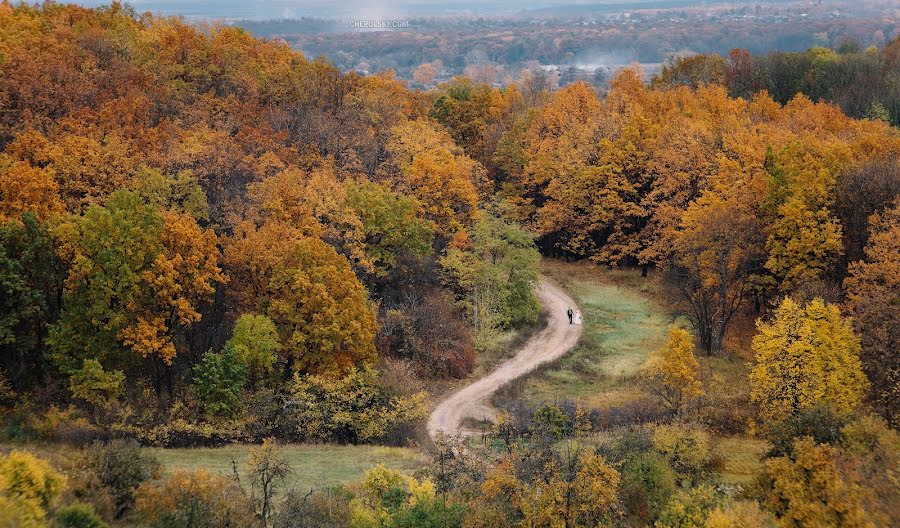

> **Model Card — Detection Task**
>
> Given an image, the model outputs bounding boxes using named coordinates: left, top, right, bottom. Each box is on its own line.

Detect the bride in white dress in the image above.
left=574, top=311, right=583, bottom=325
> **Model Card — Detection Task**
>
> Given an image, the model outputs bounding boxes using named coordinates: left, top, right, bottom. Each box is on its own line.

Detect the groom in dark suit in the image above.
left=567, top=307, right=573, bottom=324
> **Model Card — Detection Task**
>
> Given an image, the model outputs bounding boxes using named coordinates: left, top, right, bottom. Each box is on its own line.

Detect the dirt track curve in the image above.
left=427, top=279, right=582, bottom=440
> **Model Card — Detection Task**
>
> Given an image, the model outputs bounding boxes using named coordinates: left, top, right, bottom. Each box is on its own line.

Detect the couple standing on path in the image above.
left=566, top=306, right=582, bottom=325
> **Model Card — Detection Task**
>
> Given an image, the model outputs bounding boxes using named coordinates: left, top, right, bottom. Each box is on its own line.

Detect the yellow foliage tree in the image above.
left=749, top=297, right=868, bottom=424
left=266, top=236, right=377, bottom=375
left=0, top=450, right=66, bottom=528
left=765, top=197, right=843, bottom=291
left=385, top=119, right=483, bottom=236
left=764, top=437, right=871, bottom=528
left=645, top=327, right=704, bottom=414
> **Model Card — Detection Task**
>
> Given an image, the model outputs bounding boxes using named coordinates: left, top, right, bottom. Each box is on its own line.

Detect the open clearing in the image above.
left=146, top=444, right=428, bottom=493
left=496, top=262, right=674, bottom=409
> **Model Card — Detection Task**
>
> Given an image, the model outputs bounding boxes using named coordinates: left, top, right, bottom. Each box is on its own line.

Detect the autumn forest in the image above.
left=0, top=2, right=898, bottom=528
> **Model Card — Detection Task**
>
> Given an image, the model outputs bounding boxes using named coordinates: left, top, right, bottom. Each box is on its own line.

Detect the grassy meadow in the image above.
left=146, top=444, right=428, bottom=495
left=496, top=261, right=676, bottom=409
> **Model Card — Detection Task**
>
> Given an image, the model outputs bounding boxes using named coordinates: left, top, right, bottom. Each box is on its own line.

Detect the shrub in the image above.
left=273, top=489, right=352, bottom=528
left=0, top=449, right=66, bottom=527
left=134, top=419, right=248, bottom=447
left=133, top=470, right=260, bottom=528
left=390, top=500, right=467, bottom=528
left=54, top=502, right=108, bottom=528
left=620, top=452, right=677, bottom=524
left=287, top=367, right=427, bottom=444
left=590, top=398, right=672, bottom=430
left=655, top=485, right=722, bottom=528
left=0, top=450, right=66, bottom=509
left=27, top=406, right=100, bottom=446
left=376, top=293, right=476, bottom=379
left=532, top=403, right=572, bottom=439
left=89, top=440, right=160, bottom=518
left=766, top=405, right=847, bottom=457
left=764, top=437, right=870, bottom=528
left=704, top=500, right=772, bottom=528
left=651, top=423, right=714, bottom=484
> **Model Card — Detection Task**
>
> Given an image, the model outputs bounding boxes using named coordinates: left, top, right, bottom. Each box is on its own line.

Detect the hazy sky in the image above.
left=71, top=0, right=676, bottom=20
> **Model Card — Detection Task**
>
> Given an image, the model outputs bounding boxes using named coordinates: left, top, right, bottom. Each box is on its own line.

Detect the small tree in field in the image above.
left=247, top=438, right=291, bottom=527
left=644, top=327, right=703, bottom=415
left=749, top=297, right=868, bottom=425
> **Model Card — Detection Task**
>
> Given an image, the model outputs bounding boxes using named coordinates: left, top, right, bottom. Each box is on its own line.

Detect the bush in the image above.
left=133, top=419, right=248, bottom=447
left=89, top=440, right=160, bottom=518
left=391, top=500, right=467, bottom=528
left=656, top=485, right=723, bottom=528
left=27, top=406, right=102, bottom=446
left=0, top=449, right=66, bottom=505
left=651, top=423, right=714, bottom=484
left=620, top=452, right=677, bottom=524
left=590, top=398, right=672, bottom=430
left=54, top=502, right=108, bottom=528
left=532, top=403, right=572, bottom=439
left=287, top=367, right=427, bottom=444
left=376, top=293, right=476, bottom=379
left=274, top=489, right=352, bottom=528
left=133, top=470, right=260, bottom=528
left=766, top=405, right=847, bottom=457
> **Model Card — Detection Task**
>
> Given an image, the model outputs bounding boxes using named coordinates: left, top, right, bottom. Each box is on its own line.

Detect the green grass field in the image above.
left=497, top=261, right=675, bottom=408
left=146, top=444, right=428, bottom=495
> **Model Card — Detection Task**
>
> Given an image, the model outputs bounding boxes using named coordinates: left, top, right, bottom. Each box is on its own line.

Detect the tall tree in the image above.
left=666, top=191, right=764, bottom=354
left=50, top=191, right=223, bottom=380
left=843, top=199, right=900, bottom=425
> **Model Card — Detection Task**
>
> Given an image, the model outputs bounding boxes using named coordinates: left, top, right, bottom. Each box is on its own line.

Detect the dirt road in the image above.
left=427, top=279, right=582, bottom=440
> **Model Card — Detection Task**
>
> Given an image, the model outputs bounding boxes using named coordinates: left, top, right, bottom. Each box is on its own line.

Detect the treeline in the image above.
left=280, top=1, right=895, bottom=80
left=1, top=2, right=899, bottom=528
left=656, top=41, right=900, bottom=126
left=0, top=2, right=540, bottom=446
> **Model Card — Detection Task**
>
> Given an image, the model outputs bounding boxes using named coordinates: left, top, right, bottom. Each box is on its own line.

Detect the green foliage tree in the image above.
left=68, top=359, right=125, bottom=423
left=346, top=179, right=433, bottom=278
left=0, top=213, right=65, bottom=386
left=49, top=191, right=223, bottom=377
left=441, top=212, right=540, bottom=348
left=193, top=346, right=247, bottom=418
left=620, top=452, right=677, bottom=525
left=226, top=314, right=280, bottom=388
left=130, top=167, right=209, bottom=222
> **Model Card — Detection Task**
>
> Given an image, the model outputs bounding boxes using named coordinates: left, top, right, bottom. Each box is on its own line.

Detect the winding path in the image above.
left=427, top=279, right=583, bottom=440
